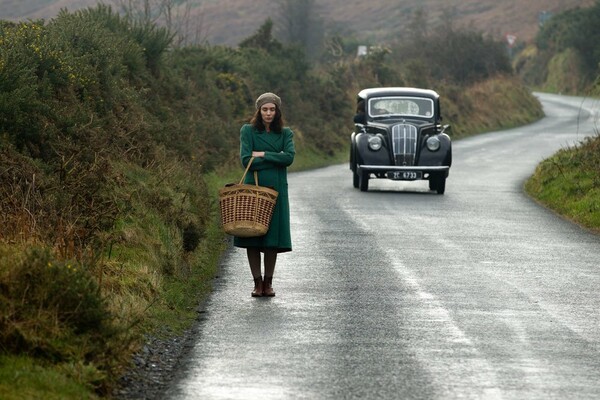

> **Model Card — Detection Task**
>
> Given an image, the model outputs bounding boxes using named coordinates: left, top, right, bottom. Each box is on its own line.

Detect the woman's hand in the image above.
left=252, top=151, right=265, bottom=157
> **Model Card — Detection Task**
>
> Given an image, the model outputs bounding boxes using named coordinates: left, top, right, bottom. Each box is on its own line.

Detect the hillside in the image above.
left=1, top=0, right=594, bottom=47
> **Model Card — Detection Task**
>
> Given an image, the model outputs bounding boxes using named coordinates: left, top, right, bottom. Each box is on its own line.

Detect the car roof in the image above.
left=358, top=87, right=439, bottom=100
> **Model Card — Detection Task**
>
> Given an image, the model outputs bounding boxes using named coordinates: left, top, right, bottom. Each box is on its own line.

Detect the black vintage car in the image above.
left=350, top=87, right=452, bottom=194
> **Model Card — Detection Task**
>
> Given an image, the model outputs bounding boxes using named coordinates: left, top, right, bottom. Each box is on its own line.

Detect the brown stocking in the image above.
left=247, top=248, right=262, bottom=279
left=263, top=249, right=277, bottom=296
left=264, top=249, right=277, bottom=278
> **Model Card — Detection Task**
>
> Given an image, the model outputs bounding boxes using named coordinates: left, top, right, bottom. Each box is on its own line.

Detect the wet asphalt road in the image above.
left=166, top=93, right=600, bottom=400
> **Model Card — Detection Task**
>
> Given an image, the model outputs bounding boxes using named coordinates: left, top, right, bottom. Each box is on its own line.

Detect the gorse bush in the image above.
left=0, top=21, right=53, bottom=157
left=0, top=17, right=137, bottom=157
left=536, top=1, right=600, bottom=78
left=0, top=5, right=175, bottom=161
left=518, top=1, right=600, bottom=93
left=0, top=245, right=115, bottom=362
left=392, top=22, right=512, bottom=85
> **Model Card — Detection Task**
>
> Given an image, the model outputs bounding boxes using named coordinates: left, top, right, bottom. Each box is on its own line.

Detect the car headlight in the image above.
left=368, top=135, right=382, bottom=151
left=426, top=136, right=440, bottom=151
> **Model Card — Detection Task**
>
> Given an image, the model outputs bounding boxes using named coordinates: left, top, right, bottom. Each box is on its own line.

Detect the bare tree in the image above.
left=406, top=7, right=428, bottom=43
left=112, top=0, right=160, bottom=24
left=111, top=0, right=209, bottom=46
left=160, top=0, right=210, bottom=46
left=272, top=0, right=324, bottom=59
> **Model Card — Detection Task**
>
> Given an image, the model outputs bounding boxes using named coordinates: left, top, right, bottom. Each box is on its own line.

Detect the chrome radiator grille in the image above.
left=391, top=124, right=417, bottom=166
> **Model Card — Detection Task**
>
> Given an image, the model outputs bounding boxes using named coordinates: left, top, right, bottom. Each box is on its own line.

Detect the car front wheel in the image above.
left=428, top=178, right=436, bottom=191
left=351, top=158, right=359, bottom=188
left=359, top=170, right=369, bottom=192
left=429, top=175, right=446, bottom=194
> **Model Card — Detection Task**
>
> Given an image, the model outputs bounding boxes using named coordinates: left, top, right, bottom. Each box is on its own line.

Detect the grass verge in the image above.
left=0, top=355, right=99, bottom=400
left=525, top=134, right=600, bottom=233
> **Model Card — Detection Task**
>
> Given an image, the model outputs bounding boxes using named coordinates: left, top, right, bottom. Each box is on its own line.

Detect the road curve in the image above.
left=165, top=93, right=600, bottom=400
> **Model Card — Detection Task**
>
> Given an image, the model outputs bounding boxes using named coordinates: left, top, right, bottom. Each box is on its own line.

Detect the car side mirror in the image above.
left=441, top=124, right=451, bottom=135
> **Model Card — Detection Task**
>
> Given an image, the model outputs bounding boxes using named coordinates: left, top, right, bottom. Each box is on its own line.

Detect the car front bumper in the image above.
left=358, top=164, right=449, bottom=172
left=357, top=164, right=449, bottom=180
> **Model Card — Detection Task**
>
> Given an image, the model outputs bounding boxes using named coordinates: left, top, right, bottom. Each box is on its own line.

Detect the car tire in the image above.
left=429, top=174, right=446, bottom=194
left=428, top=178, right=436, bottom=191
left=435, top=176, right=446, bottom=194
left=350, top=155, right=359, bottom=189
left=359, top=170, right=369, bottom=192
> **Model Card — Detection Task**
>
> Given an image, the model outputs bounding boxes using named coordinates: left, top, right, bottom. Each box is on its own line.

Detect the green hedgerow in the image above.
left=0, top=246, right=111, bottom=360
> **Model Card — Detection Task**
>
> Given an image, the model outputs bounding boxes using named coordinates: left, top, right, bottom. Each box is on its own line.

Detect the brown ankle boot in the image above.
left=251, top=276, right=263, bottom=297
left=263, top=276, right=275, bottom=297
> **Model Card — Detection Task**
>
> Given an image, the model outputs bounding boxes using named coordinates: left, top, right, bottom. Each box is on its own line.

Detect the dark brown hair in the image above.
left=251, top=105, right=285, bottom=133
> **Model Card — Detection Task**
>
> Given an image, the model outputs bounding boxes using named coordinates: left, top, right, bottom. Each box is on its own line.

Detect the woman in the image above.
left=234, top=92, right=295, bottom=297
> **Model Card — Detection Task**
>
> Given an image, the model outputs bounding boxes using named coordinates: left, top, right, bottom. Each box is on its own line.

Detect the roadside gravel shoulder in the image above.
left=112, top=309, right=208, bottom=399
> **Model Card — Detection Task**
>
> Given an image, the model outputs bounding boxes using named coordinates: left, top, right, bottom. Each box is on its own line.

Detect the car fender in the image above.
left=355, top=131, right=390, bottom=166
left=419, top=133, right=451, bottom=167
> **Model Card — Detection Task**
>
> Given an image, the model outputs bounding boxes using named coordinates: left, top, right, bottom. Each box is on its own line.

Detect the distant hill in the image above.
left=1, top=0, right=594, bottom=47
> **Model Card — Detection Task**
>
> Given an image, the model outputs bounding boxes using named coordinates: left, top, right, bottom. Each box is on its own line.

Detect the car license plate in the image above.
left=387, top=171, right=422, bottom=180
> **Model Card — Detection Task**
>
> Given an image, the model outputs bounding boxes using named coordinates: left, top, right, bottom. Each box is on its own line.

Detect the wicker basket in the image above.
left=219, top=157, right=278, bottom=237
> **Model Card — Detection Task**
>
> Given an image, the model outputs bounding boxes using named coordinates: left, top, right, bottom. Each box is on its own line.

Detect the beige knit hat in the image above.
left=255, top=92, right=282, bottom=110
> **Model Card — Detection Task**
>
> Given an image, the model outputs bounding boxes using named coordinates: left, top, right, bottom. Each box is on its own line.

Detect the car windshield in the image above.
left=368, top=96, right=434, bottom=118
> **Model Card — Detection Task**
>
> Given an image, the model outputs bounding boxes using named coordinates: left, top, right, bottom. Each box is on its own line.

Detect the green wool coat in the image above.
left=233, top=124, right=295, bottom=253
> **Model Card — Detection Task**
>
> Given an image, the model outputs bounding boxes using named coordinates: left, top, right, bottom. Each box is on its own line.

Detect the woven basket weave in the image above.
left=219, top=157, right=278, bottom=237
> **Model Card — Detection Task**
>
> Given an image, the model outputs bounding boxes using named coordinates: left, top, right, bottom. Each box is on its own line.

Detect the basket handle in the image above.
left=239, top=156, right=260, bottom=186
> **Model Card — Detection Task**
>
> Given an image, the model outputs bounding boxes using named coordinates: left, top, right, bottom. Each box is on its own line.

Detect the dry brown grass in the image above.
left=440, top=75, right=544, bottom=138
